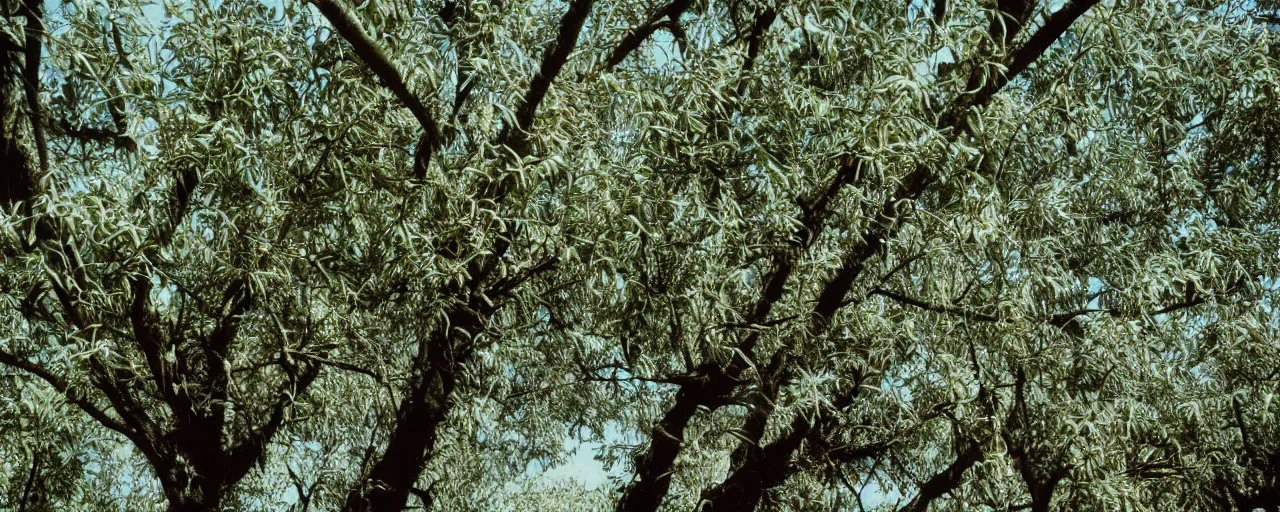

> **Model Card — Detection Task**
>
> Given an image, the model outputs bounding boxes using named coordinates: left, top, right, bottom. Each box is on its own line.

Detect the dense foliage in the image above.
left=2, top=0, right=1279, bottom=510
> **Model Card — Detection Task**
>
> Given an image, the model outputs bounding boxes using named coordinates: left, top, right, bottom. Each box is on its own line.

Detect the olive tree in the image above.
left=1, top=0, right=1278, bottom=511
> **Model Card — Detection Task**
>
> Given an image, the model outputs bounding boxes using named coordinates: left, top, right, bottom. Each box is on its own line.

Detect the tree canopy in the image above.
left=2, top=0, right=1279, bottom=510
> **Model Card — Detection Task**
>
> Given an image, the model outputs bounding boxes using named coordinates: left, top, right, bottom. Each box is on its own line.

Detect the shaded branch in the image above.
left=1233, top=396, right=1255, bottom=460
left=0, top=349, right=132, bottom=437
left=407, top=487, right=434, bottom=510
left=696, top=409, right=818, bottom=512
left=287, top=464, right=318, bottom=512
left=602, top=0, right=693, bottom=71
left=498, top=0, right=595, bottom=154
left=441, top=0, right=474, bottom=120
left=615, top=3, right=1102, bottom=505
left=341, top=294, right=493, bottom=512
left=740, top=8, right=775, bottom=72
left=721, top=313, right=800, bottom=330
left=225, top=360, right=322, bottom=481
left=870, top=287, right=1000, bottom=323
left=20, top=0, right=48, bottom=172
left=128, top=276, right=190, bottom=423
left=18, top=450, right=40, bottom=512
left=825, top=440, right=893, bottom=465
left=155, top=165, right=201, bottom=246
left=615, top=360, right=740, bottom=512
left=0, top=17, right=39, bottom=207
left=898, top=360, right=1000, bottom=512
left=487, top=255, right=559, bottom=297
left=87, top=359, right=160, bottom=447
left=948, top=0, right=1100, bottom=127
left=1151, top=296, right=1207, bottom=316
left=0, top=31, right=23, bottom=53
left=53, top=118, right=136, bottom=150
left=308, top=0, right=442, bottom=176
left=207, top=277, right=253, bottom=354
left=339, top=8, right=598, bottom=508
left=995, top=0, right=1099, bottom=98
left=235, top=350, right=386, bottom=385
left=1048, top=307, right=1108, bottom=327
left=299, top=353, right=384, bottom=382
left=705, top=370, right=879, bottom=511
left=896, top=439, right=984, bottom=512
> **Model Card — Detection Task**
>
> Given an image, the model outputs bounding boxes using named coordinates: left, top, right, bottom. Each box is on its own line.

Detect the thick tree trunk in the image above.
left=615, top=363, right=739, bottom=512
left=341, top=363, right=455, bottom=512
left=164, top=493, right=222, bottom=512
left=159, top=466, right=224, bottom=512
left=696, top=414, right=812, bottom=512
left=341, top=301, right=482, bottom=512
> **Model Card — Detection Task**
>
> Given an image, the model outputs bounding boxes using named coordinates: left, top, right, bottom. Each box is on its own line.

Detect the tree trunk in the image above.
left=160, top=468, right=224, bottom=512
left=341, top=364, right=453, bottom=512
left=341, top=301, right=480, bottom=512
left=615, top=364, right=737, bottom=512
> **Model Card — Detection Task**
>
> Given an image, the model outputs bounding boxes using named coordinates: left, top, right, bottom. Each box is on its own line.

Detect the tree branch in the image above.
left=87, top=359, right=161, bottom=447
left=983, top=0, right=1100, bottom=104
left=20, top=0, right=48, bottom=172
left=439, top=0, right=475, bottom=120
left=498, top=0, right=595, bottom=155
left=341, top=294, right=493, bottom=512
left=616, top=3, right=1101, bottom=504
left=0, top=22, right=39, bottom=207
left=825, top=440, right=893, bottom=464
left=622, top=4, right=1102, bottom=511
left=896, top=439, right=984, bottom=512
left=696, top=409, right=818, bottom=511
left=225, top=360, right=322, bottom=481
left=870, top=287, right=1000, bottom=323
left=601, top=0, right=693, bottom=71
left=0, top=349, right=132, bottom=437
left=308, top=0, right=443, bottom=176
left=407, top=487, right=433, bottom=509
left=18, top=450, right=40, bottom=512
left=0, top=31, right=23, bottom=53
left=53, top=118, right=136, bottom=150
left=1150, top=296, right=1207, bottom=316
left=740, top=8, right=775, bottom=73
left=487, top=255, right=559, bottom=298
left=301, top=353, right=384, bottom=382
left=128, top=276, right=191, bottom=423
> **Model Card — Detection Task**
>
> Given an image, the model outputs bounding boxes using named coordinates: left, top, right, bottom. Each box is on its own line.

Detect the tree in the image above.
left=1, top=0, right=1278, bottom=511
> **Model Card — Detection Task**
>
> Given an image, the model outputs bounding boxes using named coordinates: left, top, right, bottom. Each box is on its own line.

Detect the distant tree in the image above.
left=1, top=0, right=1278, bottom=511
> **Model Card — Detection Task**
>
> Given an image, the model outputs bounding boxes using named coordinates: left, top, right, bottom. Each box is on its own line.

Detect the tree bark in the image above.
left=341, top=302, right=481, bottom=512
left=896, top=440, right=985, bottom=512
left=696, top=412, right=814, bottom=512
